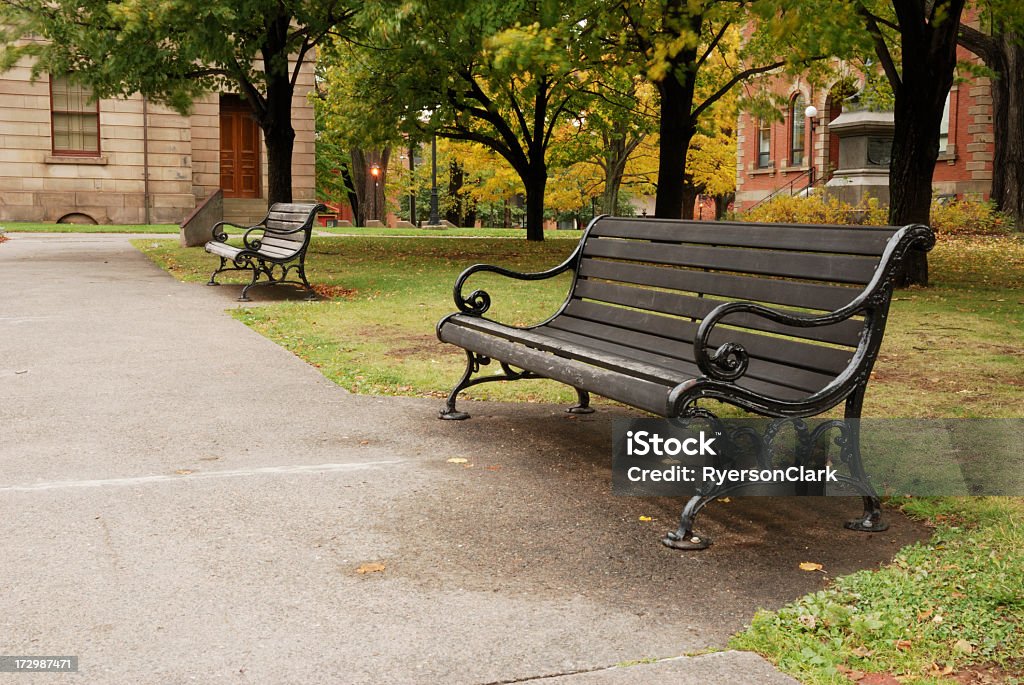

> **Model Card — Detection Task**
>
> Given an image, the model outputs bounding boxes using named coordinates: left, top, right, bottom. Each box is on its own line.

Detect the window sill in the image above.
left=748, top=167, right=777, bottom=176
left=45, top=155, right=108, bottom=165
left=780, top=165, right=810, bottom=175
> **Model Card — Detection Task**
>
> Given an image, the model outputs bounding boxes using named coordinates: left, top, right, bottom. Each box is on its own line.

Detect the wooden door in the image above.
left=220, top=95, right=261, bottom=198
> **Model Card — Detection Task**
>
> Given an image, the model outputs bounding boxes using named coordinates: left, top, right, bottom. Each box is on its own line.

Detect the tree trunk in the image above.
left=990, top=34, right=1024, bottom=229
left=602, top=135, right=628, bottom=215
left=889, top=86, right=944, bottom=286
left=257, top=14, right=297, bottom=206
left=523, top=165, right=547, bottom=241
left=679, top=176, right=699, bottom=220
left=882, top=0, right=967, bottom=287
left=350, top=147, right=390, bottom=225
left=714, top=192, right=734, bottom=220
left=959, top=26, right=1024, bottom=230
left=654, top=74, right=698, bottom=218
left=446, top=161, right=464, bottom=225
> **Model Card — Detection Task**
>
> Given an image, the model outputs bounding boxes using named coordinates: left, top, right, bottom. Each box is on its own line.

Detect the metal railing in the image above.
left=746, top=168, right=823, bottom=212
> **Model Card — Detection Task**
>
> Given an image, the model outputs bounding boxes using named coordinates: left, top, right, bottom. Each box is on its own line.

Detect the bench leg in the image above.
left=295, top=259, right=317, bottom=300
left=439, top=350, right=478, bottom=420
left=662, top=495, right=713, bottom=550
left=439, top=352, right=543, bottom=420
left=840, top=387, right=889, bottom=533
left=238, top=266, right=261, bottom=302
left=567, top=388, right=595, bottom=415
left=207, top=257, right=227, bottom=286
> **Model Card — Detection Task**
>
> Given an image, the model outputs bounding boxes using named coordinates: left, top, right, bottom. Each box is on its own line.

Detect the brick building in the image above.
left=734, top=46, right=994, bottom=211
left=0, top=54, right=316, bottom=226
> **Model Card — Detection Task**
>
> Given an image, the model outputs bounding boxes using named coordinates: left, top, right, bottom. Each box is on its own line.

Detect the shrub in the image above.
left=739, top=195, right=1012, bottom=236
left=739, top=195, right=888, bottom=226
left=929, top=198, right=1013, bottom=236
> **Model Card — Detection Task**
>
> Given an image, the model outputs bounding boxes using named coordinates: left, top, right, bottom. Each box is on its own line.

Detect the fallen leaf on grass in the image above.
left=953, top=639, right=974, bottom=654
left=355, top=562, right=386, bottom=574
left=799, top=562, right=824, bottom=572
left=894, top=639, right=913, bottom=651
left=851, top=646, right=873, bottom=658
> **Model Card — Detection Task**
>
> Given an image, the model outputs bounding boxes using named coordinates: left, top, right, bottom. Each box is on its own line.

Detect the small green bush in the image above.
left=739, top=195, right=1013, bottom=236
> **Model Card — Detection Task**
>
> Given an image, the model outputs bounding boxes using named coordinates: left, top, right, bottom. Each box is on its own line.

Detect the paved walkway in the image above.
left=0, top=234, right=927, bottom=684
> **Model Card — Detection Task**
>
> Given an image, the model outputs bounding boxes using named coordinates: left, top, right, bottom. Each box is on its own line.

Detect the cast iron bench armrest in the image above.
left=210, top=220, right=253, bottom=243
left=694, top=299, right=872, bottom=382
left=694, top=222, right=935, bottom=383
left=452, top=252, right=581, bottom=316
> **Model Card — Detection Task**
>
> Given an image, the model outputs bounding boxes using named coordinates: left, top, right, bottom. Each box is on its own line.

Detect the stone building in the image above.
left=734, top=44, right=994, bottom=211
left=0, top=55, right=316, bottom=226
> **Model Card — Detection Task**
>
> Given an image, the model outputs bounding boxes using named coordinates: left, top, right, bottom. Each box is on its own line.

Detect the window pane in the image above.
left=51, top=74, right=99, bottom=154
left=791, top=95, right=805, bottom=166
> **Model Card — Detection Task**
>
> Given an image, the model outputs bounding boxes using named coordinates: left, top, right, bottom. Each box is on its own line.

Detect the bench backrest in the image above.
left=564, top=217, right=903, bottom=397
left=257, top=203, right=324, bottom=259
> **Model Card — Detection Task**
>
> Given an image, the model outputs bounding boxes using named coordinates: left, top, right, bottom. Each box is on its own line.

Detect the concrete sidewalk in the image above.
left=0, top=234, right=926, bottom=684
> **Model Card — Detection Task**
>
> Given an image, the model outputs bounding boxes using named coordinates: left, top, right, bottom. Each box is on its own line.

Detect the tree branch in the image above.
left=857, top=3, right=903, bottom=93
left=691, top=59, right=789, bottom=122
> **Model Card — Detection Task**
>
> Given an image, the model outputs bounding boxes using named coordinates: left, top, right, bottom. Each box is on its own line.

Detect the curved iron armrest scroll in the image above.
left=452, top=258, right=579, bottom=316
left=694, top=223, right=936, bottom=383
left=210, top=220, right=250, bottom=243
left=694, top=300, right=874, bottom=381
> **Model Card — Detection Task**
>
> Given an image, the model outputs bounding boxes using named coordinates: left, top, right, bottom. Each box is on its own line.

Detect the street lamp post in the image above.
left=804, top=105, right=819, bottom=188
left=370, top=163, right=380, bottom=221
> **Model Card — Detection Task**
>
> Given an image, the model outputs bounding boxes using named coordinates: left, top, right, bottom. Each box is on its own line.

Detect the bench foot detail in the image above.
left=845, top=496, right=889, bottom=532
left=662, top=530, right=712, bottom=550
left=566, top=388, right=595, bottom=414
left=663, top=493, right=715, bottom=551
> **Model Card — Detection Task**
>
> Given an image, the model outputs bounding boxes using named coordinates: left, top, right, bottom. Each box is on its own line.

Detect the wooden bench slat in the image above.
left=578, top=257, right=860, bottom=312
left=572, top=279, right=864, bottom=347
left=561, top=300, right=854, bottom=375
left=590, top=219, right=896, bottom=256
left=584, top=237, right=880, bottom=284
left=440, top=322, right=679, bottom=415
left=542, top=317, right=838, bottom=395
left=537, top=325, right=821, bottom=399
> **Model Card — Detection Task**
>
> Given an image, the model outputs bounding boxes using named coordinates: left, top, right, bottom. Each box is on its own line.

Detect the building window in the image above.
left=790, top=94, right=806, bottom=167
left=758, top=118, right=771, bottom=168
left=50, top=75, right=100, bottom=156
left=938, top=93, right=951, bottom=153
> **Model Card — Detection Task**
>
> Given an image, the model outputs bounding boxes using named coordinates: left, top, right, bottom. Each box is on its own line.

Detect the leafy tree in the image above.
left=856, top=0, right=968, bottom=286
left=336, top=0, right=597, bottom=240
left=0, top=0, right=358, bottom=205
left=604, top=0, right=821, bottom=219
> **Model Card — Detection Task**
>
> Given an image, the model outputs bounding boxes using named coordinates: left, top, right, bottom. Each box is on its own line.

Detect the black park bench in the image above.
left=435, top=216, right=935, bottom=549
left=205, top=202, right=325, bottom=301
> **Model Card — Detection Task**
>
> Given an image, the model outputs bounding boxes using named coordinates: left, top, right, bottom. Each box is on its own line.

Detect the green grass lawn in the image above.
left=136, top=231, right=1024, bottom=683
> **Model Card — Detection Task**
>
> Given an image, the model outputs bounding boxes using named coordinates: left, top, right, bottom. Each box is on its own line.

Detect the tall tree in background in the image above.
left=958, top=2, right=1024, bottom=230
left=608, top=1, right=797, bottom=218
left=857, top=0, right=967, bottom=286
left=333, top=0, right=596, bottom=240
left=0, top=0, right=358, bottom=205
